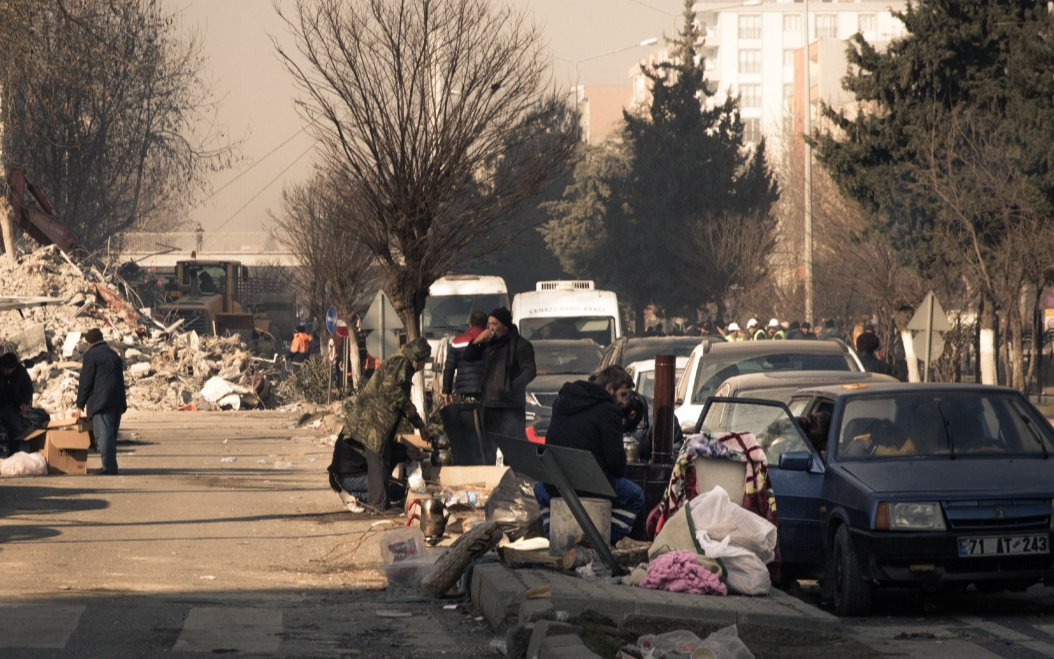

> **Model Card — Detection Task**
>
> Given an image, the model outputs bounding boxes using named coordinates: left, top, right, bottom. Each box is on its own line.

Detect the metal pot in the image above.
left=419, top=497, right=450, bottom=543
left=431, top=448, right=454, bottom=466
left=434, top=434, right=451, bottom=450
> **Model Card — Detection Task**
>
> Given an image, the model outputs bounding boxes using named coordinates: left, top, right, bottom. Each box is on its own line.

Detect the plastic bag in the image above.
left=638, top=625, right=754, bottom=659
left=1, top=451, right=48, bottom=477
left=689, top=486, right=777, bottom=563
left=483, top=469, right=543, bottom=541
left=406, top=460, right=425, bottom=493
left=379, top=526, right=427, bottom=565
left=696, top=531, right=770, bottom=596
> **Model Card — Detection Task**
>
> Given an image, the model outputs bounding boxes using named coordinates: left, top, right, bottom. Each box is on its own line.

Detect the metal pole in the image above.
left=803, top=0, right=814, bottom=325
left=924, top=294, right=934, bottom=383
left=652, top=355, right=675, bottom=464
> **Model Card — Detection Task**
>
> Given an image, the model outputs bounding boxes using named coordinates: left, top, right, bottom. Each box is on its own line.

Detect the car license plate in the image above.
left=958, top=535, right=1050, bottom=557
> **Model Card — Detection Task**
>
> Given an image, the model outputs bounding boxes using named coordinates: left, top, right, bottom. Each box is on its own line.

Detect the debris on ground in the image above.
left=0, top=246, right=295, bottom=412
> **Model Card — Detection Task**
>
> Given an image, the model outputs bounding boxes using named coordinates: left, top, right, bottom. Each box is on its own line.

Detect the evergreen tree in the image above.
left=542, top=0, right=778, bottom=328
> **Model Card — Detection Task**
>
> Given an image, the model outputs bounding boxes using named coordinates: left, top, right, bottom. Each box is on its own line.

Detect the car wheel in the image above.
left=832, top=525, right=873, bottom=617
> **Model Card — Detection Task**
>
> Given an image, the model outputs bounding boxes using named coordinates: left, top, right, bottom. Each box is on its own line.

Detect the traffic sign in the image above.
left=907, top=291, right=951, bottom=382
left=362, top=290, right=403, bottom=361
left=325, top=306, right=339, bottom=335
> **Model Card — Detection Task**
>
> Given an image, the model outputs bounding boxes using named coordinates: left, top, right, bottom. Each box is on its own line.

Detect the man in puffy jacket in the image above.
left=533, top=365, right=645, bottom=544
left=442, top=311, right=487, bottom=403
left=0, top=352, right=33, bottom=457
left=76, top=328, right=127, bottom=475
left=463, top=307, right=536, bottom=462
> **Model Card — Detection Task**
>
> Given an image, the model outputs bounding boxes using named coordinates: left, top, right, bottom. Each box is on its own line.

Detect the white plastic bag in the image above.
left=696, top=531, right=770, bottom=596
left=1, top=451, right=48, bottom=477
left=638, top=625, right=754, bottom=659
left=689, top=486, right=777, bottom=563
left=406, top=460, right=425, bottom=493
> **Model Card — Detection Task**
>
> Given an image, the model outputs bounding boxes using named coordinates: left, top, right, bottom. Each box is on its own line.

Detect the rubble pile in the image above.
left=1, top=246, right=289, bottom=413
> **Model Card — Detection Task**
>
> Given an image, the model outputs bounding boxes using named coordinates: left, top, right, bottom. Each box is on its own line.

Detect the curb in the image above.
left=471, top=563, right=527, bottom=632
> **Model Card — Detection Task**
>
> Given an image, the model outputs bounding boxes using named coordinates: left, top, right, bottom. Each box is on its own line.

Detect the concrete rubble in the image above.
left=0, top=246, right=290, bottom=413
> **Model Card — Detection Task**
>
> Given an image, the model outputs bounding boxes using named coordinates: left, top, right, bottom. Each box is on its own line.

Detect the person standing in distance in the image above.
left=442, top=311, right=487, bottom=403
left=76, top=328, right=127, bottom=475
left=463, top=307, right=536, bottom=462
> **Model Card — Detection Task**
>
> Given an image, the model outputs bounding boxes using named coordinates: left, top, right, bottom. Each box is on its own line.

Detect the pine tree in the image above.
left=542, top=0, right=778, bottom=328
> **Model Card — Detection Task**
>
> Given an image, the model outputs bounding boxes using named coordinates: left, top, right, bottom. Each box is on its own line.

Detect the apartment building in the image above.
left=631, top=0, right=906, bottom=158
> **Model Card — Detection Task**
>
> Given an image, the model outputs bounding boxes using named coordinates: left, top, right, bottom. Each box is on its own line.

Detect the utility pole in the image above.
left=802, top=0, right=813, bottom=324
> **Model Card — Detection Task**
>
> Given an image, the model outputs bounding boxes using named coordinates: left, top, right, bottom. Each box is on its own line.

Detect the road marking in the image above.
left=174, top=607, right=282, bottom=653
left=0, top=605, right=86, bottom=648
left=957, top=616, right=1054, bottom=658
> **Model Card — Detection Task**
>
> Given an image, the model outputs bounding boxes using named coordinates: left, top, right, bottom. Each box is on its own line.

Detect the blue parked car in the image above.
left=697, top=383, right=1054, bottom=616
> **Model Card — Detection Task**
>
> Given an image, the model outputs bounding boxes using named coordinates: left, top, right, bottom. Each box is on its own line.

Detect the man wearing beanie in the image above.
left=76, top=328, right=127, bottom=475
left=856, top=332, right=894, bottom=376
left=329, top=338, right=432, bottom=511
left=464, top=307, right=536, bottom=463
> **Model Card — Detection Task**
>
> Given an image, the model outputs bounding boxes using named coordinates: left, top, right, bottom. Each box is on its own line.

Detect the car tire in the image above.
left=832, top=525, right=873, bottom=617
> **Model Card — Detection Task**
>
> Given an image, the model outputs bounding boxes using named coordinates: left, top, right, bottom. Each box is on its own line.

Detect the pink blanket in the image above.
left=640, top=550, right=727, bottom=596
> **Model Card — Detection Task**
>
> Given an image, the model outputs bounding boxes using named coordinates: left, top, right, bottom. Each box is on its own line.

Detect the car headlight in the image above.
left=876, top=502, right=946, bottom=531
left=525, top=392, right=540, bottom=406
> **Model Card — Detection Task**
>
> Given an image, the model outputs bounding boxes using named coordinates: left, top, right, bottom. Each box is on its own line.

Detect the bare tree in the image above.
left=276, top=0, right=579, bottom=338
left=0, top=0, right=237, bottom=251
left=272, top=175, right=382, bottom=323
left=918, top=111, right=1054, bottom=391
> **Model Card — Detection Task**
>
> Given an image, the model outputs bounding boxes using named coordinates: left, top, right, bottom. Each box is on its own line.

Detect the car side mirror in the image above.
left=778, top=450, right=812, bottom=471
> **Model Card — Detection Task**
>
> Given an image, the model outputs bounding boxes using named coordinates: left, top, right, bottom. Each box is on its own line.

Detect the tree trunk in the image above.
left=635, top=305, right=646, bottom=338
left=1007, top=305, right=1025, bottom=392
left=979, top=293, right=997, bottom=385
left=0, top=196, right=17, bottom=266
left=901, top=329, right=920, bottom=382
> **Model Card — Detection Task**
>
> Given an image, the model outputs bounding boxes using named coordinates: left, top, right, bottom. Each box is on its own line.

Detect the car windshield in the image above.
left=637, top=367, right=685, bottom=398
left=837, top=391, right=1054, bottom=460
left=622, top=339, right=700, bottom=364
left=423, top=294, right=508, bottom=332
left=690, top=352, right=857, bottom=404
left=699, top=399, right=814, bottom=465
left=520, top=317, right=615, bottom=346
left=533, top=343, right=603, bottom=375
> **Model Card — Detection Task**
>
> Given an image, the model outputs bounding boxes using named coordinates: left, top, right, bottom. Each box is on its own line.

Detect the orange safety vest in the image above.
left=291, top=332, right=311, bottom=354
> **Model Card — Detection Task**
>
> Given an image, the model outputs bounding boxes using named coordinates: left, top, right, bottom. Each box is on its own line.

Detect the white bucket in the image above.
left=548, top=497, right=612, bottom=556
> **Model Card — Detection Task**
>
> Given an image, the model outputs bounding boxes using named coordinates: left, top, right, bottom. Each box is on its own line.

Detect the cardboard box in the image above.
left=24, top=424, right=92, bottom=475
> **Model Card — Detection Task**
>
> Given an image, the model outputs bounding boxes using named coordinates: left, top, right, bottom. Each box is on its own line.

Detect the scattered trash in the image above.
left=220, top=456, right=237, bottom=463
left=273, top=461, right=293, bottom=470
left=488, top=638, right=507, bottom=655
left=442, top=604, right=458, bottom=610
left=199, top=575, right=216, bottom=581
left=0, top=451, right=48, bottom=476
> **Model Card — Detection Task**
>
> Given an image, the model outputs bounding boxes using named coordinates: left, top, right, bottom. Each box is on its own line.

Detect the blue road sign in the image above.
left=325, top=306, right=339, bottom=335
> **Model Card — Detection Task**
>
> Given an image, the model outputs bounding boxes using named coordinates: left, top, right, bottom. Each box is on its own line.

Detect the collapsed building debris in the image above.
left=0, top=246, right=293, bottom=413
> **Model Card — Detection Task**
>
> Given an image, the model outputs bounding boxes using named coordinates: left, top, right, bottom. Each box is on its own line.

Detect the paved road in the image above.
left=4, top=409, right=1054, bottom=658
left=0, top=410, right=495, bottom=658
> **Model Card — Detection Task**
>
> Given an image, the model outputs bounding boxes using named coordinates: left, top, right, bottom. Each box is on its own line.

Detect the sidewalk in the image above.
left=470, top=562, right=840, bottom=634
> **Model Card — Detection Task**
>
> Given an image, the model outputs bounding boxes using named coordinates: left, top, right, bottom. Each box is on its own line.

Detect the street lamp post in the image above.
left=555, top=38, right=659, bottom=82
left=802, top=0, right=814, bottom=326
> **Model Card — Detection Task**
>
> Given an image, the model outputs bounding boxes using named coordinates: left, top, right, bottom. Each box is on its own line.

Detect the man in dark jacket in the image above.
left=0, top=352, right=33, bottom=456
left=76, top=328, right=127, bottom=475
left=856, top=332, right=895, bottom=376
left=463, top=307, right=536, bottom=463
left=442, top=311, right=487, bottom=403
left=533, top=365, right=645, bottom=544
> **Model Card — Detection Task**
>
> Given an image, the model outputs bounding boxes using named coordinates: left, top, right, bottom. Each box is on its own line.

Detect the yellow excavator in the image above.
left=159, top=260, right=268, bottom=336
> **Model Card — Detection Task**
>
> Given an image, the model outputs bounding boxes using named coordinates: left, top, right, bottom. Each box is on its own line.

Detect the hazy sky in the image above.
left=168, top=0, right=683, bottom=234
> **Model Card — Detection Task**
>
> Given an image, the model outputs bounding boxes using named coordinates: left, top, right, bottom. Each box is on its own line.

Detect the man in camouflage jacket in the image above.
left=329, top=338, right=431, bottom=510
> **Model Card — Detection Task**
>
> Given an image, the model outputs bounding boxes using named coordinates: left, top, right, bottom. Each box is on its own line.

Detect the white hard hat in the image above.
left=728, top=322, right=740, bottom=332
left=768, top=318, right=780, bottom=328
left=746, top=318, right=758, bottom=328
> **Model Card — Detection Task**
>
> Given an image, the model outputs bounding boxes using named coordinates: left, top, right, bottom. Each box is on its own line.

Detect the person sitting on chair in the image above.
left=533, top=365, right=645, bottom=544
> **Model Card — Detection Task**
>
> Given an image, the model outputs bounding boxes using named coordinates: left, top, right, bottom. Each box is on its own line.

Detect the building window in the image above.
left=739, top=15, right=761, bottom=39
left=784, top=14, right=801, bottom=33
left=816, top=14, right=838, bottom=38
left=739, top=49, right=762, bottom=74
left=858, top=13, right=877, bottom=32
left=783, top=49, right=795, bottom=67
left=784, top=83, right=794, bottom=99
left=744, top=118, right=761, bottom=143
left=783, top=114, right=794, bottom=137
left=740, top=84, right=761, bottom=109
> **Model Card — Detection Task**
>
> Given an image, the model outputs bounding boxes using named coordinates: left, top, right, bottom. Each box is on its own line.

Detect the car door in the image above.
left=697, top=396, right=826, bottom=567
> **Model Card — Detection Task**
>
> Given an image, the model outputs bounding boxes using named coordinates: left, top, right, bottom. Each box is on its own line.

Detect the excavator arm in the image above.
left=4, top=168, right=84, bottom=257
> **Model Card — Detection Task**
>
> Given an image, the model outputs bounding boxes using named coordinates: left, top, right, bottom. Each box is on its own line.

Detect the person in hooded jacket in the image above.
left=442, top=311, right=487, bottom=403
left=463, top=307, right=536, bottom=463
left=76, top=328, right=127, bottom=475
left=532, top=365, right=645, bottom=544
left=0, top=352, right=33, bottom=457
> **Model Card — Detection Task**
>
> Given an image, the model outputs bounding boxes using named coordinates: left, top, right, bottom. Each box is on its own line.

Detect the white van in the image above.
left=512, top=280, right=621, bottom=347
